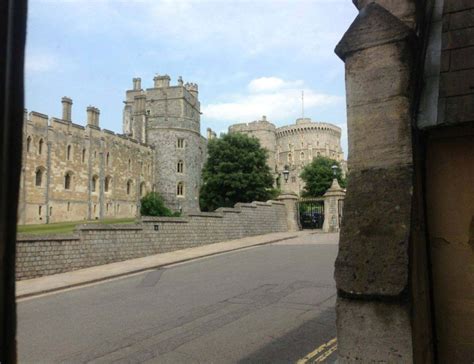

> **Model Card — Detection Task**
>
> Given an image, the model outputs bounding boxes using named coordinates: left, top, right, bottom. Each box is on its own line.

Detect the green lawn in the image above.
left=17, top=218, right=136, bottom=236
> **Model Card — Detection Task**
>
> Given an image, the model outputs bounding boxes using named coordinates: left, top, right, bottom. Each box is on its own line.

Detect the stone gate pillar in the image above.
left=322, top=179, right=345, bottom=233
left=334, top=2, right=418, bottom=362
left=277, top=192, right=300, bottom=232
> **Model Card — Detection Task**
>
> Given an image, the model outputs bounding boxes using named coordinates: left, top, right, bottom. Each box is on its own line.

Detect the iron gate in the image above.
left=298, top=199, right=325, bottom=229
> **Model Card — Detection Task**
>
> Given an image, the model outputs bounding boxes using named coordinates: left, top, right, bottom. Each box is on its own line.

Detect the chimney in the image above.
left=61, top=97, right=73, bottom=122
left=178, top=76, right=184, bottom=86
left=153, top=74, right=171, bottom=88
left=262, top=115, right=267, bottom=122
left=87, top=106, right=100, bottom=127
left=133, top=77, right=142, bottom=90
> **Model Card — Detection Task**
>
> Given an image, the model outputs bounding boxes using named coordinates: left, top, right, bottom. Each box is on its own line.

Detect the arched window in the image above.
left=64, top=172, right=72, bottom=190
left=38, top=139, right=44, bottom=155
left=104, top=176, right=112, bottom=192
left=177, top=182, right=184, bottom=196
left=91, top=175, right=98, bottom=192
left=126, top=180, right=132, bottom=195
left=35, top=167, right=44, bottom=187
left=177, top=160, right=184, bottom=173
left=82, top=148, right=86, bottom=163
left=67, top=145, right=72, bottom=160
left=26, top=136, right=31, bottom=152
left=140, top=182, right=146, bottom=197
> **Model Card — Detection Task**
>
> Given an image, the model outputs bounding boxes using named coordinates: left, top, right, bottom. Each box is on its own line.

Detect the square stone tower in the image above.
left=123, top=75, right=204, bottom=213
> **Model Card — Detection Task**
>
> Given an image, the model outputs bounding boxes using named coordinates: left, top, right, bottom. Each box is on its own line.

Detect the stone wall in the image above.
left=16, top=200, right=288, bottom=280
left=18, top=107, right=155, bottom=225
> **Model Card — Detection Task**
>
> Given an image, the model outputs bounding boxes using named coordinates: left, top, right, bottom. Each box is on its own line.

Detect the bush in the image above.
left=140, top=192, right=180, bottom=217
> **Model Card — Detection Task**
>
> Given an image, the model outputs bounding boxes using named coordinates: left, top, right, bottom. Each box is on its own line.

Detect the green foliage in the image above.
left=140, top=192, right=179, bottom=217
left=300, top=156, right=346, bottom=197
left=200, top=133, right=278, bottom=211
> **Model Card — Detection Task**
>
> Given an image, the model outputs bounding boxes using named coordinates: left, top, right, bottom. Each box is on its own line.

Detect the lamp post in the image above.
left=331, top=164, right=338, bottom=177
left=283, top=165, right=290, bottom=183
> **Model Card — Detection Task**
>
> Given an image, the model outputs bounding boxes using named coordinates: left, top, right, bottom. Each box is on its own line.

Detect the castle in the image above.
left=229, top=116, right=345, bottom=195
left=18, top=75, right=206, bottom=225
left=18, top=73, right=346, bottom=225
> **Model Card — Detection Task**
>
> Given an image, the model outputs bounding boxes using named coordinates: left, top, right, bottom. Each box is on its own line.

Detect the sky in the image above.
left=25, top=0, right=357, bottom=156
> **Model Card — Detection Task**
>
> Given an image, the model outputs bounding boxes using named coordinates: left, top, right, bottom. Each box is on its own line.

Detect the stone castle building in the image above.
left=229, top=116, right=345, bottom=195
left=18, top=75, right=206, bottom=225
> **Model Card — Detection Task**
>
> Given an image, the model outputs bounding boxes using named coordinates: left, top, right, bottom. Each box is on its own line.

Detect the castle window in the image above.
left=300, top=152, right=305, bottom=161
left=67, top=202, right=71, bottom=212
left=177, top=160, right=184, bottom=173
left=106, top=152, right=110, bottom=166
left=38, top=205, right=42, bottom=216
left=64, top=172, right=72, bottom=190
left=177, top=138, right=185, bottom=149
left=128, top=159, right=131, bottom=171
left=82, top=148, right=86, bottom=163
left=35, top=167, right=44, bottom=187
left=38, top=138, right=44, bottom=155
left=49, top=206, right=53, bottom=216
left=140, top=182, right=146, bottom=197
left=288, top=153, right=292, bottom=163
left=91, top=175, right=98, bottom=192
left=177, top=182, right=184, bottom=197
left=104, top=176, right=112, bottom=192
left=126, top=180, right=132, bottom=195
left=26, top=136, right=31, bottom=152
left=67, top=145, right=72, bottom=160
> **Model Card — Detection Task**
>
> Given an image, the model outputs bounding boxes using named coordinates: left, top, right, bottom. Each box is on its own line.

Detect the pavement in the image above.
left=17, top=231, right=339, bottom=363
left=16, top=230, right=310, bottom=299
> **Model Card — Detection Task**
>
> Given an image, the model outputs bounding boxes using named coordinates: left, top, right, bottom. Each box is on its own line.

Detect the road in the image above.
left=17, top=232, right=339, bottom=363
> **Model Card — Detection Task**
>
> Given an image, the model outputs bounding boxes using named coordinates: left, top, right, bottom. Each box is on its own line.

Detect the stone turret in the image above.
left=185, top=82, right=198, bottom=99
left=153, top=74, right=171, bottom=88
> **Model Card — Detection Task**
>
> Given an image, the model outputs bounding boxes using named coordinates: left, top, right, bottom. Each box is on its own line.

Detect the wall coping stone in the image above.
left=186, top=212, right=224, bottom=218
left=235, top=202, right=257, bottom=209
left=141, top=216, right=189, bottom=223
left=76, top=224, right=143, bottom=231
left=16, top=234, right=80, bottom=242
left=215, top=207, right=241, bottom=213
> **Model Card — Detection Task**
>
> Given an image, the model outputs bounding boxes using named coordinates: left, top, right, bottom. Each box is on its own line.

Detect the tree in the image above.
left=140, top=192, right=180, bottom=217
left=300, top=156, right=346, bottom=197
left=200, top=133, right=278, bottom=211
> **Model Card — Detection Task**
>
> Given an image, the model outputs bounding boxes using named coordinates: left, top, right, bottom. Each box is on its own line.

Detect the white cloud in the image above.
left=202, top=77, right=342, bottom=123
left=25, top=51, right=58, bottom=73
left=248, top=77, right=303, bottom=93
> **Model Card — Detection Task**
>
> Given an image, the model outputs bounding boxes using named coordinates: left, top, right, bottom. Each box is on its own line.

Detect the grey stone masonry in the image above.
left=16, top=200, right=288, bottom=280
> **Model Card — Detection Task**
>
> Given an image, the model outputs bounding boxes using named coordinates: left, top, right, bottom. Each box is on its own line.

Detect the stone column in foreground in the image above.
left=334, top=3, right=417, bottom=362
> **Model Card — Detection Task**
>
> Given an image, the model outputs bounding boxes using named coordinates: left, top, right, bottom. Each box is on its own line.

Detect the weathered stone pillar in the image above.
left=322, top=179, right=345, bottom=233
left=276, top=192, right=300, bottom=232
left=334, top=3, right=417, bottom=362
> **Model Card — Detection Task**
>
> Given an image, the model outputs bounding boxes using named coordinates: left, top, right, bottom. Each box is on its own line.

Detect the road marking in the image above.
left=296, top=337, right=337, bottom=364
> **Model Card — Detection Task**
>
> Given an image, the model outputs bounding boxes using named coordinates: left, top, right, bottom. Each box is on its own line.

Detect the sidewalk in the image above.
left=16, top=230, right=309, bottom=299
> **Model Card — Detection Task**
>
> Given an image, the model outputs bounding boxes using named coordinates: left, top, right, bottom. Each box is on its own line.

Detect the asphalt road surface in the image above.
left=18, top=232, right=339, bottom=364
